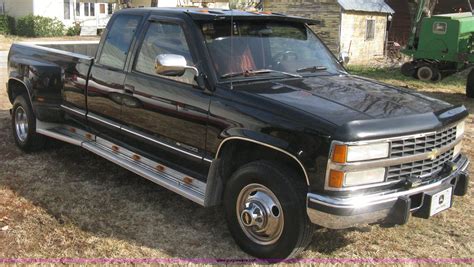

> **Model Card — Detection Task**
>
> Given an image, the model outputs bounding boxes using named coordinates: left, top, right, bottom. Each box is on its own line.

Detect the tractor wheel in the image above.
left=467, top=69, right=474, bottom=98
left=417, top=64, right=437, bottom=81
left=401, top=62, right=417, bottom=77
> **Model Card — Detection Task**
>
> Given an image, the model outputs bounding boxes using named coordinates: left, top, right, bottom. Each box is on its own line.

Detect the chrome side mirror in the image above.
left=155, top=54, right=198, bottom=77
left=338, top=52, right=350, bottom=66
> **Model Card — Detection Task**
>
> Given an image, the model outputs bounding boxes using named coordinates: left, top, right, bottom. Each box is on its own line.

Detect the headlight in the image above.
left=328, top=168, right=386, bottom=188
left=456, top=121, right=465, bottom=139
left=332, top=143, right=389, bottom=163
left=345, top=168, right=386, bottom=187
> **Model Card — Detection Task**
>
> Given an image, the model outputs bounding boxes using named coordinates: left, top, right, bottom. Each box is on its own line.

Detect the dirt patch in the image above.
left=0, top=67, right=472, bottom=261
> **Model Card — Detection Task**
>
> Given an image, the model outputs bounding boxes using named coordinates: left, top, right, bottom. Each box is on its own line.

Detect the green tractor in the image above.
left=401, top=0, right=474, bottom=98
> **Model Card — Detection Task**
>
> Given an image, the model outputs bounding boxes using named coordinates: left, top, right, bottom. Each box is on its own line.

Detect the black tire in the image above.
left=467, top=69, right=474, bottom=98
left=417, top=64, right=435, bottom=81
left=401, top=62, right=417, bottom=77
left=11, top=94, right=46, bottom=152
left=223, top=160, right=314, bottom=260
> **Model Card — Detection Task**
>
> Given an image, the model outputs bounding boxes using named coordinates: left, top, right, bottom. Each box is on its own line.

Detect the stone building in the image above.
left=263, top=0, right=394, bottom=64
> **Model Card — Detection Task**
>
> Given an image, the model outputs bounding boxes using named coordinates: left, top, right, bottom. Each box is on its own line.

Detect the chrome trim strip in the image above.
left=87, top=113, right=121, bottom=129
left=311, top=156, right=469, bottom=210
left=215, top=137, right=310, bottom=185
left=60, top=104, right=86, bottom=117
left=121, top=126, right=204, bottom=161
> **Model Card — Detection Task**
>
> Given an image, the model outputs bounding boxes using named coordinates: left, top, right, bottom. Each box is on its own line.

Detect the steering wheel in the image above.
left=273, top=51, right=299, bottom=62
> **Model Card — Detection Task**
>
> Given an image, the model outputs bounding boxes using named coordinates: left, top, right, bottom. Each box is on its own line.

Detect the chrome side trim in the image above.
left=87, top=113, right=121, bottom=129
left=34, top=120, right=207, bottom=206
left=83, top=137, right=206, bottom=206
left=121, top=126, right=204, bottom=161
left=215, top=137, right=310, bottom=186
left=60, top=104, right=86, bottom=117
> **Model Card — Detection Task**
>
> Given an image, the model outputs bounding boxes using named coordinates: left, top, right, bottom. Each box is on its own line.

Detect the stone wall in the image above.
left=263, top=0, right=341, bottom=54
left=340, top=11, right=388, bottom=65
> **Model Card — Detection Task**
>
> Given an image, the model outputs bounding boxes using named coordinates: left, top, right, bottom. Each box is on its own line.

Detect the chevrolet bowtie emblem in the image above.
left=427, top=149, right=440, bottom=160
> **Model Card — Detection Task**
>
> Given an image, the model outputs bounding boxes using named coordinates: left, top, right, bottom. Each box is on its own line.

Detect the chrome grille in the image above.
left=387, top=148, right=454, bottom=181
left=390, top=126, right=456, bottom=158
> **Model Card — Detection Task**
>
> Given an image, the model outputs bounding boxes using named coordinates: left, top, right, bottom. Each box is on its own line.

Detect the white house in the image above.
left=1, top=0, right=116, bottom=32
left=1, top=0, right=230, bottom=35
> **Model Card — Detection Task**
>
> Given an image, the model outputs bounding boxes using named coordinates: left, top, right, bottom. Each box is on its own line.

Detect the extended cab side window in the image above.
left=134, top=21, right=196, bottom=84
left=98, top=15, right=141, bottom=69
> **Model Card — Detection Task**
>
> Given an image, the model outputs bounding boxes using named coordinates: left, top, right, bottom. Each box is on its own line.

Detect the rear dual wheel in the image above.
left=224, top=160, right=315, bottom=260
left=11, top=95, right=46, bottom=152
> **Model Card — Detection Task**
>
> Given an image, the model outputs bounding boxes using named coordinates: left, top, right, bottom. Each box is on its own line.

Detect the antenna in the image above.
left=230, top=7, right=234, bottom=90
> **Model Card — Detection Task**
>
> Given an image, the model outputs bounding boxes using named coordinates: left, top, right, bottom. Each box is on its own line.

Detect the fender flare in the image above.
left=215, top=134, right=310, bottom=186
left=7, top=77, right=33, bottom=104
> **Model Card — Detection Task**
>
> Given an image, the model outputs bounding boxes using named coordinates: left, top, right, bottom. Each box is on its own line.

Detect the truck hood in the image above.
left=233, top=74, right=467, bottom=140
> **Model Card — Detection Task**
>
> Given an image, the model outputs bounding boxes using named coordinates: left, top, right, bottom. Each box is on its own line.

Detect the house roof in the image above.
left=337, top=0, right=395, bottom=14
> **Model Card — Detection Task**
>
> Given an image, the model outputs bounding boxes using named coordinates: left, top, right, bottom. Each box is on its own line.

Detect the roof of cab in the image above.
left=116, top=7, right=321, bottom=25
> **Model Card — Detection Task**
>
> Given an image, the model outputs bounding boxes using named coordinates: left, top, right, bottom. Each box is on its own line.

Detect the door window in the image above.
left=98, top=15, right=141, bottom=70
left=134, top=21, right=196, bottom=84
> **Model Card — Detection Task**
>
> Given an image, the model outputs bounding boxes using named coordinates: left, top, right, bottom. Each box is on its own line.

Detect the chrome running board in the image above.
left=36, top=120, right=207, bottom=206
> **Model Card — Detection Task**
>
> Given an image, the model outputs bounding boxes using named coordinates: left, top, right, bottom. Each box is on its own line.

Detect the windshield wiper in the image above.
left=296, top=66, right=327, bottom=73
left=220, top=69, right=302, bottom=79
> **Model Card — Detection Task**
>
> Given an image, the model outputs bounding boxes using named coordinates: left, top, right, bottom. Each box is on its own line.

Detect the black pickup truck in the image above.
left=7, top=8, right=470, bottom=259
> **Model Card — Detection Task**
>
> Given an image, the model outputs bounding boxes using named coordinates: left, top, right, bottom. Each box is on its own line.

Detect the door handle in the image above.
left=124, top=84, right=134, bottom=95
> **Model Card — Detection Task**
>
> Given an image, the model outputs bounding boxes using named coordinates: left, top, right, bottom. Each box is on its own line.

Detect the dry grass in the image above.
left=0, top=66, right=472, bottom=263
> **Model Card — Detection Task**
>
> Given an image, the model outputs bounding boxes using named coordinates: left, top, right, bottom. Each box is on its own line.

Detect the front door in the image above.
left=87, top=14, right=142, bottom=137
left=122, top=19, right=211, bottom=179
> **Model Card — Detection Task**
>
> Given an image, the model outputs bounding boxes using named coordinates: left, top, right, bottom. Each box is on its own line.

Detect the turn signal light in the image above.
left=328, top=170, right=344, bottom=188
left=332, top=144, right=347, bottom=163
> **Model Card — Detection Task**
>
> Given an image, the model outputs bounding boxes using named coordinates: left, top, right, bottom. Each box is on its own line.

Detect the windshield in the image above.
left=201, top=20, right=343, bottom=80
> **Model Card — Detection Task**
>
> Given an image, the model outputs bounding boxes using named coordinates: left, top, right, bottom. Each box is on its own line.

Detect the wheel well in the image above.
left=217, top=139, right=308, bottom=187
left=8, top=79, right=29, bottom=104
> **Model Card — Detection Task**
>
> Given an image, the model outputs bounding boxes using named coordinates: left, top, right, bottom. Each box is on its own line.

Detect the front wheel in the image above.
left=11, top=94, right=46, bottom=152
left=223, top=161, right=314, bottom=259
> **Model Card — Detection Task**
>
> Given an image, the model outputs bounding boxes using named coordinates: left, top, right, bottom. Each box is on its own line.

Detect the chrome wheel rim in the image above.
left=15, top=106, right=28, bottom=142
left=236, top=183, right=284, bottom=245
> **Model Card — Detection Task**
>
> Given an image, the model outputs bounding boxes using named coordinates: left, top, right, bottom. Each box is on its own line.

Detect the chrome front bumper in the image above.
left=307, top=155, right=470, bottom=229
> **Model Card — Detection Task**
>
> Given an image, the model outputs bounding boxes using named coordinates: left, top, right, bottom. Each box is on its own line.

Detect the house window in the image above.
left=84, top=3, right=89, bottom=16
left=83, top=3, right=95, bottom=16
left=108, top=3, right=114, bottom=14
left=64, top=0, right=70, bottom=20
left=151, top=0, right=158, bottom=7
left=366, top=19, right=375, bottom=40
left=75, top=2, right=80, bottom=16
left=100, top=4, right=106, bottom=14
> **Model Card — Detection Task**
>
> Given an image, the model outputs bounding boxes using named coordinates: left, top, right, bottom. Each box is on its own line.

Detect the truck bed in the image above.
left=8, top=41, right=98, bottom=122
